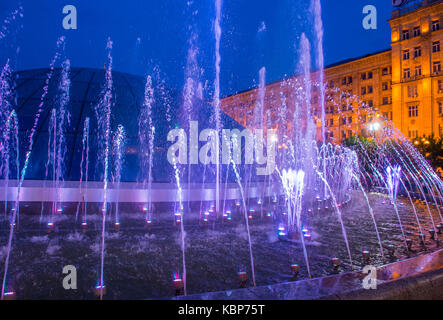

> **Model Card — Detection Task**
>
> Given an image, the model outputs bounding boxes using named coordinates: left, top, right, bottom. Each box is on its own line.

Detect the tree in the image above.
left=412, top=135, right=443, bottom=170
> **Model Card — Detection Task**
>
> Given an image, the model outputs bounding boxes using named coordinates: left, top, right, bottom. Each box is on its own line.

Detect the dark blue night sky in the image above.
left=0, top=0, right=393, bottom=97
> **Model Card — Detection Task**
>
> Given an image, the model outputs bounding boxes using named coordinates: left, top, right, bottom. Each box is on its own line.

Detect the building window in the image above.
left=438, top=80, right=443, bottom=92
left=382, top=67, right=389, bottom=76
left=342, top=77, right=347, bottom=85
left=362, top=115, right=367, bottom=123
left=361, top=87, right=367, bottom=95
left=409, top=130, right=419, bottom=138
left=433, top=61, right=441, bottom=74
left=341, top=117, right=346, bottom=125
left=368, top=86, right=373, bottom=94
left=408, top=105, right=418, bottom=117
left=348, top=116, right=352, bottom=124
left=348, top=76, right=353, bottom=84
left=403, top=49, right=410, bottom=60
left=368, top=100, right=373, bottom=108
left=330, top=119, right=334, bottom=126
left=414, top=47, right=421, bottom=58
left=402, top=30, right=410, bottom=40
left=432, top=20, right=440, bottom=32
left=433, top=41, right=440, bottom=53
left=361, top=73, right=366, bottom=80
left=383, top=97, right=390, bottom=105
left=415, top=65, right=422, bottom=77
left=368, top=71, right=373, bottom=79
left=439, top=102, right=443, bottom=115
left=413, top=26, right=421, bottom=37
left=403, top=68, right=410, bottom=79
left=408, top=85, right=418, bottom=97
left=382, top=82, right=389, bottom=91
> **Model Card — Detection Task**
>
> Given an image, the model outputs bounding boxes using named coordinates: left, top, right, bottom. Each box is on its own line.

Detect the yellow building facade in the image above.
left=221, top=0, right=443, bottom=142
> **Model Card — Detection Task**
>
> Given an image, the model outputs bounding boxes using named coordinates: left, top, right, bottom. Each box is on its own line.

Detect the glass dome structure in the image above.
left=10, top=67, right=246, bottom=183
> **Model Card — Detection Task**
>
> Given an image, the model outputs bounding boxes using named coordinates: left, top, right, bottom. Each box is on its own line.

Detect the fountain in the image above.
left=0, top=1, right=441, bottom=300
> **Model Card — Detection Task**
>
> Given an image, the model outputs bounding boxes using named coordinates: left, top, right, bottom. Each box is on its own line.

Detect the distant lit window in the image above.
left=433, top=61, right=441, bottom=74
left=402, top=30, right=410, bottom=40
left=409, top=130, right=419, bottom=138
left=415, top=65, right=422, bottom=76
left=413, top=26, right=421, bottom=37
left=408, top=85, right=418, bottom=97
left=403, top=49, right=410, bottom=60
left=361, top=87, right=367, bottom=95
left=403, top=68, right=411, bottom=79
left=408, top=105, right=418, bottom=117
left=432, top=20, right=440, bottom=32
left=414, top=47, right=421, bottom=58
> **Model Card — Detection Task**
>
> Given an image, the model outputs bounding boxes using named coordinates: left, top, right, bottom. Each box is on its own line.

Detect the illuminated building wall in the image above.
left=221, top=0, right=443, bottom=142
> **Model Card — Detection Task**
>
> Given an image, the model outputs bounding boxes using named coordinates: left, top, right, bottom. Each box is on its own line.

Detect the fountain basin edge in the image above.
left=172, top=249, right=443, bottom=300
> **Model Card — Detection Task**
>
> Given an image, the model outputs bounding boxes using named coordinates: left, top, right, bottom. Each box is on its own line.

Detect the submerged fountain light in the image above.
left=94, top=283, right=106, bottom=298
left=237, top=267, right=248, bottom=288
left=406, top=238, right=413, bottom=251
left=278, top=224, right=287, bottom=237
left=362, top=250, right=370, bottom=261
left=429, top=229, right=436, bottom=240
left=388, top=244, right=396, bottom=256
left=173, top=272, right=184, bottom=296
left=332, top=257, right=340, bottom=269
left=291, top=264, right=300, bottom=279
left=175, top=212, right=182, bottom=224
left=3, top=290, right=16, bottom=300
left=419, top=234, right=426, bottom=247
